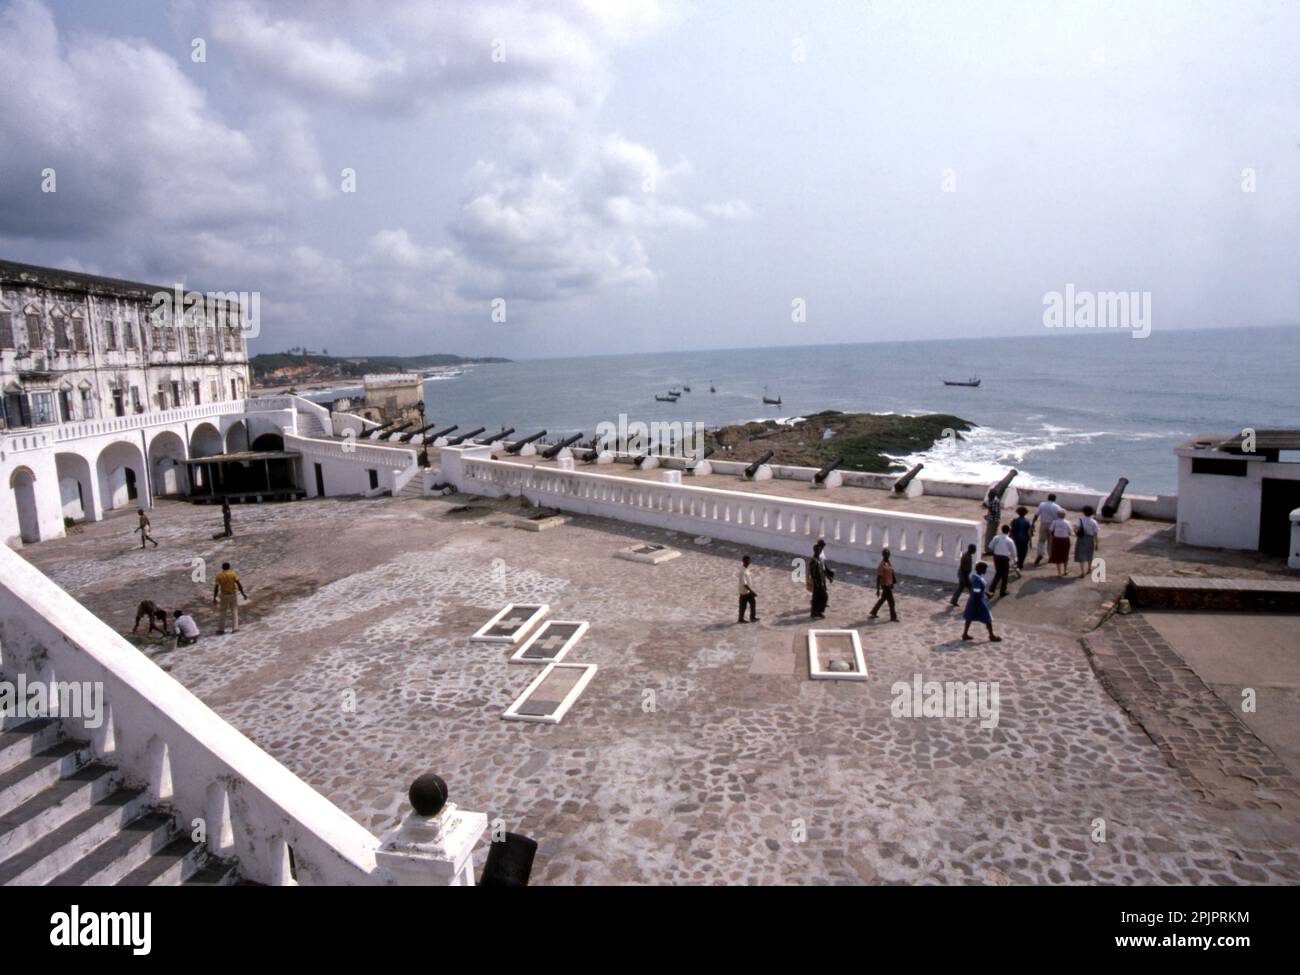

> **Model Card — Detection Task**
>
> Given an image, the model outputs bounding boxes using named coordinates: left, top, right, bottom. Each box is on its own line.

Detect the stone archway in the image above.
left=148, top=430, right=189, bottom=498
left=225, top=419, right=249, bottom=454
left=55, top=452, right=95, bottom=522
left=10, top=467, right=41, bottom=543
left=96, top=440, right=147, bottom=512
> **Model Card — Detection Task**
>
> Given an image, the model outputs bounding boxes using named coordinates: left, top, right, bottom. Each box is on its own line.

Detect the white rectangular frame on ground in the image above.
left=470, top=603, right=549, bottom=644
left=503, top=662, right=599, bottom=724
left=509, top=620, right=589, bottom=665
left=807, top=629, right=868, bottom=681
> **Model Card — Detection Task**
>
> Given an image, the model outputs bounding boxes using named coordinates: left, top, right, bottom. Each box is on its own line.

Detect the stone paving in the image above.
left=17, top=494, right=1300, bottom=884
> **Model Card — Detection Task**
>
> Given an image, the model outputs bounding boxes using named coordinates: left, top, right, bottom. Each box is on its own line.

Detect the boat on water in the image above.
left=709, top=383, right=716, bottom=393
left=654, top=393, right=679, bottom=402
left=682, top=385, right=691, bottom=392
left=943, top=377, right=981, bottom=387
left=761, top=385, right=782, bottom=406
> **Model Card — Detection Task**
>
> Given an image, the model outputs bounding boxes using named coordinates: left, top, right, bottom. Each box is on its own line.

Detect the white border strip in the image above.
left=503, top=662, right=598, bottom=724
left=807, top=629, right=868, bottom=681
left=509, top=620, right=589, bottom=665
left=470, top=603, right=549, bottom=644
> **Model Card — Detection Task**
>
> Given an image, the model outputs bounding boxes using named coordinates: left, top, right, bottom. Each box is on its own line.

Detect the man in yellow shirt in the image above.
left=212, top=561, right=248, bottom=634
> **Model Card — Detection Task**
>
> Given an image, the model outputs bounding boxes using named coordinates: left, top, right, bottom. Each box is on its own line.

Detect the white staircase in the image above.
left=297, top=411, right=330, bottom=438
left=0, top=717, right=240, bottom=886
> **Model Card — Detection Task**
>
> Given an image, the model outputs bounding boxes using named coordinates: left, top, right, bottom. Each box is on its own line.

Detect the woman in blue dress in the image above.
left=961, top=561, right=1002, bottom=643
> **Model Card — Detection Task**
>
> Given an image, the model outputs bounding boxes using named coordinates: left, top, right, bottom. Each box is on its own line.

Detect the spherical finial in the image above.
left=409, top=773, right=448, bottom=817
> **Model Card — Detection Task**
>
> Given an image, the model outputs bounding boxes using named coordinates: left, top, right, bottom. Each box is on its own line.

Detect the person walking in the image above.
left=949, top=543, right=977, bottom=607
left=737, top=555, right=758, bottom=623
left=135, top=508, right=158, bottom=549
left=172, top=609, right=201, bottom=648
left=1048, top=511, right=1073, bottom=577
left=1074, top=505, right=1101, bottom=578
left=1009, top=506, right=1033, bottom=572
left=869, top=548, right=899, bottom=621
left=1032, top=494, right=1063, bottom=565
left=989, top=525, right=1017, bottom=597
left=981, top=489, right=1002, bottom=554
left=221, top=497, right=233, bottom=538
left=212, top=561, right=248, bottom=634
left=808, top=540, right=834, bottom=620
left=961, top=562, right=1002, bottom=643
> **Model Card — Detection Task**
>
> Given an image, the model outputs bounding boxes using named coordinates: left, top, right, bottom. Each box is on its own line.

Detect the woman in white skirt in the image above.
left=1074, top=505, right=1100, bottom=578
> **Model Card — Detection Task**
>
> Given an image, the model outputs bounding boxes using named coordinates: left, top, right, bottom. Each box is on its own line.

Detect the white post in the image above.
left=1289, top=508, right=1300, bottom=570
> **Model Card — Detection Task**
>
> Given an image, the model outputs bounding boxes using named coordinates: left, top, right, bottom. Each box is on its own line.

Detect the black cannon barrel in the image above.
left=366, top=420, right=397, bottom=438
left=744, top=451, right=775, bottom=479
left=581, top=447, right=602, bottom=463
left=813, top=457, right=843, bottom=484
left=1102, top=477, right=1129, bottom=518
left=989, top=468, right=1018, bottom=500
left=892, top=462, right=924, bottom=493
left=446, top=427, right=486, bottom=446
left=633, top=452, right=651, bottom=468
left=427, top=424, right=458, bottom=441
left=397, top=421, right=439, bottom=442
left=542, top=433, right=584, bottom=459
left=483, top=427, right=515, bottom=443
left=505, top=430, right=548, bottom=454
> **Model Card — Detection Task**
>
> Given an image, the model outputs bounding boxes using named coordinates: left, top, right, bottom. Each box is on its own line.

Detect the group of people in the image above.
left=135, top=499, right=234, bottom=549
left=733, top=491, right=1102, bottom=642
left=129, top=561, right=250, bottom=648
left=982, top=491, right=1101, bottom=581
left=736, top=540, right=901, bottom=624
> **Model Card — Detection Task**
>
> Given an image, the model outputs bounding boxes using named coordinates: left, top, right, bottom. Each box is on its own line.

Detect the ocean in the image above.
left=311, top=324, right=1300, bottom=496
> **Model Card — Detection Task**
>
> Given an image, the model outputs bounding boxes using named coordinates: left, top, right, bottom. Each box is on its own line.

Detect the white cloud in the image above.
left=703, top=199, right=753, bottom=221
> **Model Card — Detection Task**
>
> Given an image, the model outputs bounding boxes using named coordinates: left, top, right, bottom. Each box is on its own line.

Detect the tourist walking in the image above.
left=737, top=555, right=758, bottom=623
left=981, top=489, right=1002, bottom=554
left=949, top=544, right=977, bottom=607
left=1032, top=494, right=1064, bottom=565
left=1074, top=505, right=1101, bottom=578
left=1009, top=506, right=1033, bottom=571
left=135, top=508, right=158, bottom=549
left=213, top=561, right=249, bottom=634
left=988, top=525, right=1017, bottom=597
left=961, top=562, right=1002, bottom=642
left=132, top=599, right=169, bottom=637
left=869, top=548, right=899, bottom=621
left=1048, top=512, right=1073, bottom=577
left=221, top=497, right=233, bottom=538
left=172, top=609, right=201, bottom=648
left=807, top=540, right=834, bottom=619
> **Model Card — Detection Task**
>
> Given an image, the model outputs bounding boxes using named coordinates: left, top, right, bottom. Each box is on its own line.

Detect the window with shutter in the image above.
left=0, top=312, right=12, bottom=349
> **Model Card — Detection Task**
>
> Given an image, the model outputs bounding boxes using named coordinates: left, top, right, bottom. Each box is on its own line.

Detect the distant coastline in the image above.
left=250, top=352, right=510, bottom=392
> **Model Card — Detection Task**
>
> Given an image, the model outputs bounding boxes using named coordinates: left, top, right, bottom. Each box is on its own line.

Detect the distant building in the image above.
left=361, top=373, right=422, bottom=423
left=1175, top=430, right=1300, bottom=558
left=0, top=259, right=250, bottom=430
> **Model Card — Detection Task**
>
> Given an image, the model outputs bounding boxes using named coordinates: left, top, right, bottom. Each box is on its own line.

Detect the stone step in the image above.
left=0, top=740, right=92, bottom=818
left=49, top=812, right=178, bottom=886
left=116, top=835, right=209, bottom=886
left=0, top=785, right=150, bottom=885
left=180, top=860, right=240, bottom=886
left=0, top=761, right=122, bottom=862
left=0, top=718, right=62, bottom=776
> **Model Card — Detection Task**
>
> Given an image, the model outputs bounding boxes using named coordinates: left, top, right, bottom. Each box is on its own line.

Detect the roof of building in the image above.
left=1180, top=429, right=1300, bottom=454
left=0, top=258, right=232, bottom=305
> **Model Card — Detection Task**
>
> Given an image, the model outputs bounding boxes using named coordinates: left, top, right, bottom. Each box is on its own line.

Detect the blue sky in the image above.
left=2, top=0, right=1297, bottom=358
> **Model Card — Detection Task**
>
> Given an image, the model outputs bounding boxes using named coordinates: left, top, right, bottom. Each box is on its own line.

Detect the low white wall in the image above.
left=443, top=447, right=981, bottom=581
left=0, top=543, right=380, bottom=885
left=286, top=433, right=417, bottom=498
left=1176, top=450, right=1300, bottom=549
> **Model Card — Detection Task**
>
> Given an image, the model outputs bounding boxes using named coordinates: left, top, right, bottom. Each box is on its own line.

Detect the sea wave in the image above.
left=887, top=425, right=1102, bottom=493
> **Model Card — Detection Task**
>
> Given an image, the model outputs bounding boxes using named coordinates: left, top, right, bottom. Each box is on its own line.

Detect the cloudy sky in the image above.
left=1, top=0, right=1296, bottom=358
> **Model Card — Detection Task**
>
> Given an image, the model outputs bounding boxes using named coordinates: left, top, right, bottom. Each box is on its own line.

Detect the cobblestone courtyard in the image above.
left=19, top=494, right=1300, bottom=884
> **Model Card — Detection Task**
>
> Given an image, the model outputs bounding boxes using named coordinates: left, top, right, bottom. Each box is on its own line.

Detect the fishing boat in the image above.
left=943, top=377, right=981, bottom=387
left=682, top=385, right=691, bottom=392
left=654, top=393, right=678, bottom=402
left=761, top=385, right=782, bottom=406
left=709, top=383, right=716, bottom=393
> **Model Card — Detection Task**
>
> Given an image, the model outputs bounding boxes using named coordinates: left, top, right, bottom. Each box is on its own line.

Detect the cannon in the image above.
left=482, top=427, right=515, bottom=444
left=426, top=424, right=458, bottom=442
left=813, top=457, right=843, bottom=485
left=397, top=422, right=440, bottom=443
left=685, top=446, right=715, bottom=473
left=446, top=427, right=486, bottom=446
left=542, top=433, right=584, bottom=460
left=632, top=452, right=651, bottom=468
left=382, top=419, right=416, bottom=439
left=1102, top=477, right=1129, bottom=519
left=505, top=430, right=548, bottom=455
left=989, top=468, right=1018, bottom=501
left=366, top=420, right=399, bottom=439
left=744, top=451, right=775, bottom=479
left=892, top=462, right=924, bottom=494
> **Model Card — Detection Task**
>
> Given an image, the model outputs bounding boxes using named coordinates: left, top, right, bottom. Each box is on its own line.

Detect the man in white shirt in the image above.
left=737, top=555, right=758, bottom=624
left=173, top=609, right=200, bottom=648
left=1032, top=494, right=1064, bottom=565
left=989, top=525, right=1018, bottom=597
